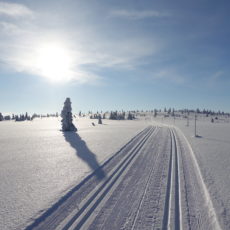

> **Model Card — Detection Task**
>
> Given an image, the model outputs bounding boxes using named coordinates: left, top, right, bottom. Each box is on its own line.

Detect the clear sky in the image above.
left=0, top=0, right=230, bottom=114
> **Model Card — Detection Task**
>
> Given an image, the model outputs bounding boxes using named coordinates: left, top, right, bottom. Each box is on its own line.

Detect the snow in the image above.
left=0, top=117, right=148, bottom=230
left=25, top=124, right=223, bottom=229
left=155, top=114, right=230, bottom=229
left=0, top=114, right=230, bottom=229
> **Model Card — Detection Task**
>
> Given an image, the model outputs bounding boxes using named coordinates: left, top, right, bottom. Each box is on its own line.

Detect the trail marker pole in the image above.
left=187, top=112, right=189, bottom=126
left=195, top=113, right=197, bottom=137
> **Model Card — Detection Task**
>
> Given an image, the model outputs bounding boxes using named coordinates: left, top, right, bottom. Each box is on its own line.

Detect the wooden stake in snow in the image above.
left=61, top=98, right=77, bottom=132
left=194, top=113, right=197, bottom=137
left=187, top=112, right=189, bottom=127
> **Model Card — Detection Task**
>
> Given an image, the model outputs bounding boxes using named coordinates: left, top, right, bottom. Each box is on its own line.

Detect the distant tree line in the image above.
left=1, top=107, right=229, bottom=123
left=177, top=108, right=230, bottom=117
left=85, top=108, right=230, bottom=120
left=88, top=111, right=136, bottom=120
left=0, top=112, right=59, bottom=121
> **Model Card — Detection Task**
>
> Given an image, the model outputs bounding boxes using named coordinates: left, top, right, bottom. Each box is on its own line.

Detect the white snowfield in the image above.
left=160, top=115, right=230, bottom=230
left=0, top=115, right=229, bottom=229
left=0, top=117, right=149, bottom=230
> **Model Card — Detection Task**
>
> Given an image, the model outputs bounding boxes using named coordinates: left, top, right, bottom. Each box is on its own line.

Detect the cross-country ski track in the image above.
left=26, top=125, right=222, bottom=230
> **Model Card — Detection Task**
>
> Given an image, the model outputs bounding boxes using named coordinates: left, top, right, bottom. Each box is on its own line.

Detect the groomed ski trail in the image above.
left=27, top=126, right=222, bottom=230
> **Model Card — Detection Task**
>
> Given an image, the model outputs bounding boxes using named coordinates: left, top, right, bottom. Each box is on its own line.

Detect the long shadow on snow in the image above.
left=25, top=131, right=106, bottom=230
left=63, top=131, right=106, bottom=180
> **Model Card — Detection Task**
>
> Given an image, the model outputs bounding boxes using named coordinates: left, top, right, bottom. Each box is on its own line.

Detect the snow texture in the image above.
left=0, top=114, right=230, bottom=229
left=22, top=125, right=222, bottom=230
left=154, top=114, right=230, bottom=229
left=0, top=117, right=148, bottom=230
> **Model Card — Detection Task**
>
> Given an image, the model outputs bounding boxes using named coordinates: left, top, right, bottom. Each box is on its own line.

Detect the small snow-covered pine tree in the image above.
left=98, top=114, right=102, bottom=124
left=127, top=112, right=133, bottom=120
left=0, top=113, right=3, bottom=121
left=61, top=98, right=77, bottom=132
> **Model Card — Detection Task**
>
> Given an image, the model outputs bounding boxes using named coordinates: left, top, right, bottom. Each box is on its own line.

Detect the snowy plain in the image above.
left=0, top=114, right=230, bottom=229
left=155, top=114, right=230, bottom=229
left=0, top=117, right=149, bottom=230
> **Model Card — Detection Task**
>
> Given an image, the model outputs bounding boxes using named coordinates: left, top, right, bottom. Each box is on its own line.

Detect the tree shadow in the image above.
left=63, top=131, right=106, bottom=180
left=25, top=132, right=106, bottom=230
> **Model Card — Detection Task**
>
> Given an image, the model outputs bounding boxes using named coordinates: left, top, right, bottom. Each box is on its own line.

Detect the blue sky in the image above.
left=0, top=0, right=230, bottom=113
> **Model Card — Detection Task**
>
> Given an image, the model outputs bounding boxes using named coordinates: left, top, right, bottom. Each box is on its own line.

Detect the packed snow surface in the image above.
left=0, top=117, right=148, bottom=230
left=27, top=125, right=221, bottom=230
left=156, top=114, right=230, bottom=229
left=0, top=114, right=230, bottom=229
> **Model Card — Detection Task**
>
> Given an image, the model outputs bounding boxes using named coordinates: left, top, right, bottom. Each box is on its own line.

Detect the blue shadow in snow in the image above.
left=63, top=131, right=106, bottom=180
left=25, top=132, right=106, bottom=230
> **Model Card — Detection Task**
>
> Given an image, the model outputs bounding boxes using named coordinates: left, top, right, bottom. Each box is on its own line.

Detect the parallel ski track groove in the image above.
left=162, top=128, right=181, bottom=230
left=119, top=127, right=171, bottom=230
left=130, top=130, right=163, bottom=230
left=172, top=129, right=181, bottom=230
left=86, top=127, right=165, bottom=230
left=28, top=126, right=222, bottom=230
left=26, top=126, right=154, bottom=230
left=162, top=129, right=174, bottom=230
left=127, top=126, right=171, bottom=229
left=63, top=127, right=157, bottom=229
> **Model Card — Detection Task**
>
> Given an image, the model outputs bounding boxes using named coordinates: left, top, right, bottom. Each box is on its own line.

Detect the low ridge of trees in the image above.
left=0, top=107, right=229, bottom=123
left=0, top=112, right=60, bottom=122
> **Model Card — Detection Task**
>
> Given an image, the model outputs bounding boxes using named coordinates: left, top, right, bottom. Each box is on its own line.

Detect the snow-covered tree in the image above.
left=98, top=114, right=102, bottom=124
left=4, top=115, right=11, bottom=120
left=61, top=98, right=77, bottom=132
left=127, top=112, right=134, bottom=120
left=109, top=111, right=117, bottom=120
left=0, top=113, right=3, bottom=121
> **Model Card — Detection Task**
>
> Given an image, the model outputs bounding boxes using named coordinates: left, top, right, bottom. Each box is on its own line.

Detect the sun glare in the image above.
left=36, top=44, right=74, bottom=82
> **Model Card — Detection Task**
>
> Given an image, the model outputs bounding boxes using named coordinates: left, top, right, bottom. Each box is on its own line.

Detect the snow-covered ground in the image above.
left=155, top=114, right=230, bottom=229
left=0, top=117, right=149, bottom=230
left=20, top=122, right=224, bottom=229
left=0, top=114, right=230, bottom=229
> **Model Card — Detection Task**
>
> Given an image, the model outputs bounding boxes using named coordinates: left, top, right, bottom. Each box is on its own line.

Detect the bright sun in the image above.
left=36, top=44, right=73, bottom=82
